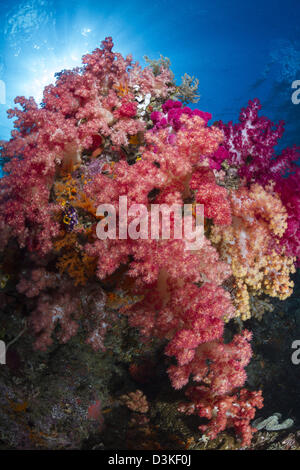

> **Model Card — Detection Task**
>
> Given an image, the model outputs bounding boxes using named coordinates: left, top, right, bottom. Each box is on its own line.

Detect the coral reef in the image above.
left=0, top=38, right=299, bottom=449
left=210, top=183, right=296, bottom=319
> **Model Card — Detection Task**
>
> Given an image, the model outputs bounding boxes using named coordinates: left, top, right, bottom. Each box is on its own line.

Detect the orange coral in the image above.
left=56, top=250, right=96, bottom=286
left=113, top=80, right=130, bottom=97
left=73, top=191, right=97, bottom=216
left=54, top=175, right=78, bottom=204
left=54, top=173, right=97, bottom=218
left=8, top=399, right=29, bottom=413
left=54, top=232, right=96, bottom=285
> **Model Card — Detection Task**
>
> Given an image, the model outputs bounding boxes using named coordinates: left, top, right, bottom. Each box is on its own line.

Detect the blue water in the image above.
left=0, top=0, right=299, bottom=150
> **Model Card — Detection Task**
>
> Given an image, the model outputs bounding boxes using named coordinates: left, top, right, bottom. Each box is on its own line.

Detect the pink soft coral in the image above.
left=177, top=331, right=264, bottom=446
left=0, top=38, right=173, bottom=254
left=190, top=167, right=231, bottom=225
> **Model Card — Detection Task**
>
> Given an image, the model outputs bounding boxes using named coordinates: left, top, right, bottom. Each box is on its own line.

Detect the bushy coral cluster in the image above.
left=211, top=183, right=296, bottom=319
left=120, top=390, right=149, bottom=414
left=0, top=38, right=299, bottom=446
left=217, top=98, right=300, bottom=264
left=178, top=331, right=264, bottom=446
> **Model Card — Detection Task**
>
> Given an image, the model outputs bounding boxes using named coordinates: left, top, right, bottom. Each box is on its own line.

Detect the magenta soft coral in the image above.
left=218, top=98, right=285, bottom=181
left=150, top=99, right=212, bottom=141
left=219, top=98, right=300, bottom=186
left=275, top=168, right=300, bottom=263
left=219, top=98, right=300, bottom=263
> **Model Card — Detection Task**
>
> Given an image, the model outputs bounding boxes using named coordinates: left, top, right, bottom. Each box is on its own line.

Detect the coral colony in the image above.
left=0, top=37, right=300, bottom=447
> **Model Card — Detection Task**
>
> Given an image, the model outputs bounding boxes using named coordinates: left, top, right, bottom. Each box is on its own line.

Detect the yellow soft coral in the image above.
left=211, top=184, right=296, bottom=320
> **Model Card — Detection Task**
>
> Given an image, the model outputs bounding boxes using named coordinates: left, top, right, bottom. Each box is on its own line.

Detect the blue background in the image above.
left=0, top=0, right=299, bottom=150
